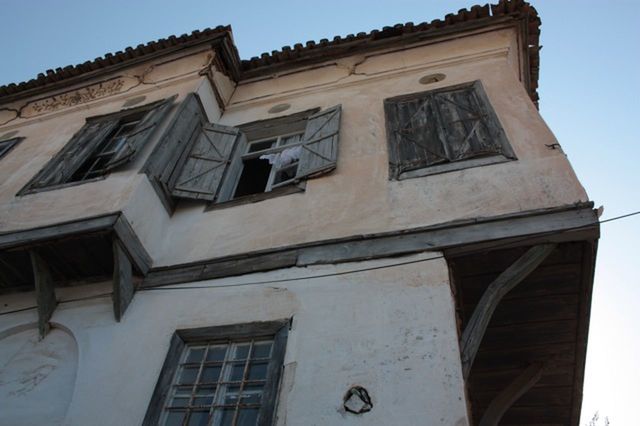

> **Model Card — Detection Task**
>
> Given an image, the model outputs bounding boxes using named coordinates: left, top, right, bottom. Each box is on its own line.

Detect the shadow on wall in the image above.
left=0, top=323, right=78, bottom=425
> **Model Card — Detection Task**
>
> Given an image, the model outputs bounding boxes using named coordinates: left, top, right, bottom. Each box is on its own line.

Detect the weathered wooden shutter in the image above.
left=295, top=105, right=341, bottom=180
left=432, top=81, right=512, bottom=161
left=143, top=93, right=206, bottom=186
left=215, top=132, right=248, bottom=203
left=34, top=119, right=119, bottom=188
left=103, top=97, right=175, bottom=170
left=385, top=95, right=447, bottom=176
left=170, top=124, right=240, bottom=201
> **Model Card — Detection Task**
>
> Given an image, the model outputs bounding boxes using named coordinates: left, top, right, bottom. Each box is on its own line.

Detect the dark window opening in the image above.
left=233, top=158, right=272, bottom=198
left=69, top=112, right=145, bottom=182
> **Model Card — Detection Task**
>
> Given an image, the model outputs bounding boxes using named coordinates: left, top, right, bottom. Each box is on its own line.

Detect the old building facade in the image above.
left=0, top=1, right=598, bottom=425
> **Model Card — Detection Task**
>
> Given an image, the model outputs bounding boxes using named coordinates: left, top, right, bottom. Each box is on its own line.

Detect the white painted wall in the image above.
left=0, top=253, right=468, bottom=426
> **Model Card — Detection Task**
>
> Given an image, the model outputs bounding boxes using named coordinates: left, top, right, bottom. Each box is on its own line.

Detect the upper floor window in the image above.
left=18, top=97, right=174, bottom=195
left=384, top=80, right=515, bottom=180
left=144, top=93, right=341, bottom=211
left=143, top=321, right=289, bottom=426
left=0, top=137, right=23, bottom=161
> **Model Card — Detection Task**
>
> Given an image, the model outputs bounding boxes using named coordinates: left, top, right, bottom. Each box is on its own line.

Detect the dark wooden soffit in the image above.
left=0, top=1, right=541, bottom=106
left=450, top=240, right=597, bottom=426
left=142, top=203, right=599, bottom=288
left=0, top=213, right=151, bottom=275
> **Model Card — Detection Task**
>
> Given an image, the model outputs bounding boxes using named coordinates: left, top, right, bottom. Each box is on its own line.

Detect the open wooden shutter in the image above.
left=103, top=96, right=175, bottom=170
left=170, top=124, right=240, bottom=201
left=35, top=119, right=119, bottom=188
left=143, top=94, right=206, bottom=186
left=432, top=81, right=513, bottom=161
left=295, top=105, right=341, bottom=180
left=385, top=95, right=447, bottom=176
left=215, top=132, right=248, bottom=203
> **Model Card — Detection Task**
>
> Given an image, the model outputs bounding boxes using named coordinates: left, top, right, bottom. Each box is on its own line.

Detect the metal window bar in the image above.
left=161, top=338, right=274, bottom=426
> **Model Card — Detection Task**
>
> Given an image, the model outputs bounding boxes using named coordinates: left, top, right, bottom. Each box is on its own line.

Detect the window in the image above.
left=0, top=137, right=23, bottom=161
left=384, top=80, right=515, bottom=180
left=19, top=97, right=175, bottom=194
left=143, top=321, right=288, bottom=426
left=143, top=93, right=341, bottom=211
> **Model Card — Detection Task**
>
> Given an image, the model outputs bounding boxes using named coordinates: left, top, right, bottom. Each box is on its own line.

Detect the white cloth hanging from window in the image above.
left=260, top=146, right=302, bottom=168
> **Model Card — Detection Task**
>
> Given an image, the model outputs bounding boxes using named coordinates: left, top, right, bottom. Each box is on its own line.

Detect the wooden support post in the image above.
left=460, top=244, right=556, bottom=379
left=479, top=363, right=544, bottom=426
left=30, top=251, right=57, bottom=340
left=113, top=238, right=134, bottom=322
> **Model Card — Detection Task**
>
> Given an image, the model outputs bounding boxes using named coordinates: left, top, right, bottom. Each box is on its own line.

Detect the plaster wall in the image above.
left=0, top=27, right=588, bottom=268
left=0, top=253, right=469, bottom=426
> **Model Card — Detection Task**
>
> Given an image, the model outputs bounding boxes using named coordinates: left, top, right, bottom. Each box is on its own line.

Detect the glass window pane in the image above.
left=174, top=386, right=193, bottom=397
left=206, top=346, right=227, bottom=362
left=224, top=385, right=241, bottom=406
left=186, top=348, right=206, bottom=363
left=229, top=362, right=246, bottom=381
left=187, top=411, right=210, bottom=426
left=247, top=362, right=269, bottom=381
left=232, top=344, right=250, bottom=360
left=217, top=408, right=235, bottom=426
left=195, top=385, right=216, bottom=396
left=193, top=396, right=213, bottom=407
left=169, top=397, right=191, bottom=408
left=179, top=367, right=200, bottom=385
left=200, top=366, right=221, bottom=383
left=281, top=133, right=302, bottom=145
left=251, top=342, right=272, bottom=359
left=237, top=408, right=259, bottom=426
left=164, top=410, right=186, bottom=426
left=241, top=384, right=264, bottom=405
left=248, top=139, right=275, bottom=153
left=273, top=164, right=298, bottom=185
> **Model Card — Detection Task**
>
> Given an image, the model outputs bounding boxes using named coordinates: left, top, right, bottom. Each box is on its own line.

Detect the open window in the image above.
left=384, top=80, right=515, bottom=180
left=19, top=97, right=175, bottom=195
left=0, top=136, right=24, bottom=161
left=144, top=93, right=341, bottom=211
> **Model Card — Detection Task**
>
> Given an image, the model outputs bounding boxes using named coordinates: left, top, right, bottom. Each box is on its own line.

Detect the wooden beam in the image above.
left=460, top=244, right=556, bottom=379
left=143, top=205, right=597, bottom=288
left=113, top=238, right=134, bottom=322
left=30, top=251, right=57, bottom=339
left=0, top=214, right=119, bottom=250
left=113, top=214, right=152, bottom=275
left=478, top=362, right=544, bottom=426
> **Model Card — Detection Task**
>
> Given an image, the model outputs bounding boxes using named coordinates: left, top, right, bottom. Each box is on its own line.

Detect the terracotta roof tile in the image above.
left=0, top=1, right=541, bottom=105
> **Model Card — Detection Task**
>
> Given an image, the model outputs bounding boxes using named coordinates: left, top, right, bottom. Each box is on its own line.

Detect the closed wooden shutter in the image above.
left=385, top=80, right=514, bottom=179
left=385, top=95, right=447, bottom=176
left=170, top=124, right=240, bottom=201
left=103, top=96, right=175, bottom=170
left=295, top=105, right=342, bottom=180
left=35, top=119, right=119, bottom=188
left=432, top=81, right=509, bottom=161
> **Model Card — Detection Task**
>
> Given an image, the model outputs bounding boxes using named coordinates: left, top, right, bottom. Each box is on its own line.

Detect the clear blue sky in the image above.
left=1, top=1, right=638, bottom=423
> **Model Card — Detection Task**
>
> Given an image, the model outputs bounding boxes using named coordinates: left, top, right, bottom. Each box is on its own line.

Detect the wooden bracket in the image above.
left=30, top=250, right=57, bottom=339
left=460, top=244, right=556, bottom=379
left=479, top=362, right=544, bottom=426
left=113, top=237, right=134, bottom=322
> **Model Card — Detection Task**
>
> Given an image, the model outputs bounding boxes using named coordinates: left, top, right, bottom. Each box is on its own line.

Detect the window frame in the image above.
left=18, top=97, right=174, bottom=196
left=384, top=80, right=516, bottom=181
left=0, top=137, right=24, bottom=161
left=143, top=320, right=289, bottom=426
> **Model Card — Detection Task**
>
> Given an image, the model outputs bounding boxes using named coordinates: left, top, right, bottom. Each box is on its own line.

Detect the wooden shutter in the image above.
left=143, top=93, right=206, bottom=186
left=432, top=81, right=510, bottom=161
left=385, top=95, right=447, bottom=176
left=103, top=97, right=175, bottom=170
left=170, top=124, right=240, bottom=201
left=34, top=119, right=119, bottom=188
left=215, top=132, right=248, bottom=203
left=295, top=105, right=341, bottom=180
